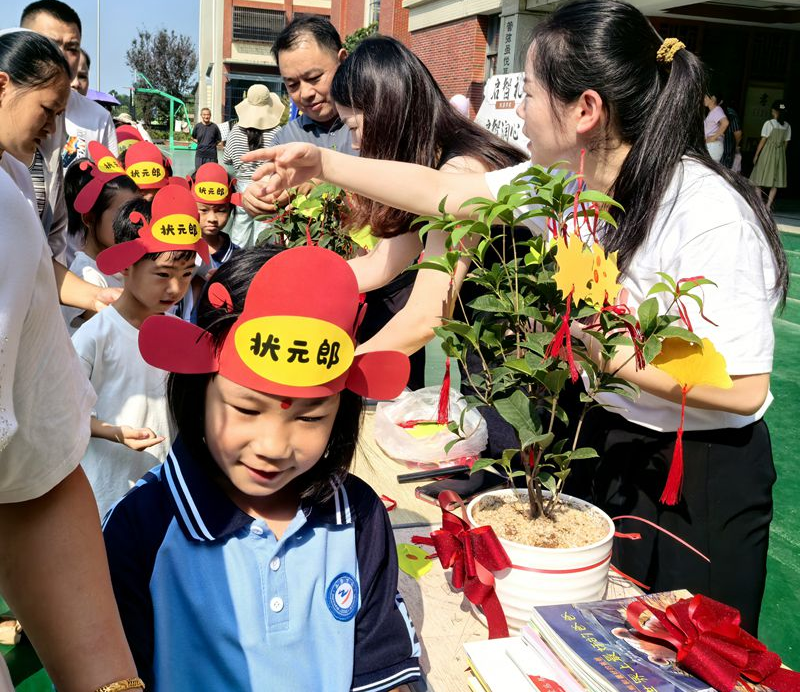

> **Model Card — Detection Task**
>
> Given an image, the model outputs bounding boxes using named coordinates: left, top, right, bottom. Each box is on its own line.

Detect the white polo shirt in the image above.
left=485, top=159, right=779, bottom=432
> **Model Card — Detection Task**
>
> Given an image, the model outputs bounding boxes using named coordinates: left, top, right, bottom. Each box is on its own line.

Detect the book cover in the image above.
left=529, top=591, right=770, bottom=692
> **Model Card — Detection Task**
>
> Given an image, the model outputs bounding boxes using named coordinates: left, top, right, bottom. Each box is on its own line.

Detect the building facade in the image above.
left=198, top=0, right=798, bottom=191
left=197, top=0, right=333, bottom=124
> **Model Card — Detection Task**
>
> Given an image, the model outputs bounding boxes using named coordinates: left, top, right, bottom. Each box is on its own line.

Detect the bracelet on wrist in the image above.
left=93, top=676, right=145, bottom=692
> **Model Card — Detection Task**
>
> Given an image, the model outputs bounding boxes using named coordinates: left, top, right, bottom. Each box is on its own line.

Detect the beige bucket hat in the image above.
left=235, top=84, right=285, bottom=130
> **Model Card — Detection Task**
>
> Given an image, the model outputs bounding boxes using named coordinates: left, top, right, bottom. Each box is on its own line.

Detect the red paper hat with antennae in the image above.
left=188, top=162, right=241, bottom=206
left=138, top=245, right=410, bottom=400
left=115, top=124, right=143, bottom=151
left=73, top=141, right=133, bottom=214
left=124, top=141, right=170, bottom=190
left=96, top=183, right=210, bottom=275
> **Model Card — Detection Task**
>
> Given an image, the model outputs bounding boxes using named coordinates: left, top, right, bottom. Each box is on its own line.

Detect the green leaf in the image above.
left=647, top=282, right=676, bottom=297
left=539, top=472, right=558, bottom=495
left=470, top=457, right=500, bottom=474
left=467, top=295, right=510, bottom=313
left=637, top=297, right=659, bottom=335
left=654, top=326, right=703, bottom=345
left=577, top=190, right=624, bottom=209
left=642, top=336, right=663, bottom=362
left=654, top=272, right=677, bottom=290
left=411, top=257, right=454, bottom=274
left=567, top=447, right=599, bottom=461
left=494, top=390, right=537, bottom=442
left=505, top=358, right=534, bottom=376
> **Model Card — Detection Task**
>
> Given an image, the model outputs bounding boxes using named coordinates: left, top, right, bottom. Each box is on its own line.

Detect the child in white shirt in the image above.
left=72, top=185, right=209, bottom=514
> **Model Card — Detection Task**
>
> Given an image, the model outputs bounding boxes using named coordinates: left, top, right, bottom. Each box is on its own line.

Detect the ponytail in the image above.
left=529, top=0, right=788, bottom=305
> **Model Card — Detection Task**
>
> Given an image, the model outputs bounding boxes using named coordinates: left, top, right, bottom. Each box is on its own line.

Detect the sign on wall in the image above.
left=475, top=72, right=529, bottom=154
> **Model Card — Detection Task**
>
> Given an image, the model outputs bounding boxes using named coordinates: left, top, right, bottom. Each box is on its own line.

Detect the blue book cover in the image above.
left=530, top=591, right=769, bottom=692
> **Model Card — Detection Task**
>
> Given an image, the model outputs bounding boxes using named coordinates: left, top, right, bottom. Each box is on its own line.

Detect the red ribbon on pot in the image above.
left=412, top=490, right=511, bottom=639
left=627, top=594, right=800, bottom=692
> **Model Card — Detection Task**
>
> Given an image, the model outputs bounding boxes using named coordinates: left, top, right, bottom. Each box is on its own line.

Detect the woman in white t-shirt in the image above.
left=243, top=0, right=787, bottom=635
left=0, top=30, right=141, bottom=691
left=750, top=101, right=791, bottom=209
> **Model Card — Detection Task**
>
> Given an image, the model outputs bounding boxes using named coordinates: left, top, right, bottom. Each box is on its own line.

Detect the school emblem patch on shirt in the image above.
left=326, top=573, right=359, bottom=621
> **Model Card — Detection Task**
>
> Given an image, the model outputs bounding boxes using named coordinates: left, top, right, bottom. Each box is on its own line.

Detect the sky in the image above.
left=0, top=0, right=199, bottom=96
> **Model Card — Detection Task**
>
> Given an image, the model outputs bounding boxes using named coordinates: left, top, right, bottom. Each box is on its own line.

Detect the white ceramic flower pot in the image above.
left=466, top=488, right=614, bottom=633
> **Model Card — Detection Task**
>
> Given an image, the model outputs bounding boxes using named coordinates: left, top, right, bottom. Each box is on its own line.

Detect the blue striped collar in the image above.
left=164, top=437, right=353, bottom=542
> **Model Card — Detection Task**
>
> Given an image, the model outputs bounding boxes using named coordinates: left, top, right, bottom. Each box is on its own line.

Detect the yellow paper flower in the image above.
left=652, top=338, right=733, bottom=390
left=553, top=236, right=621, bottom=308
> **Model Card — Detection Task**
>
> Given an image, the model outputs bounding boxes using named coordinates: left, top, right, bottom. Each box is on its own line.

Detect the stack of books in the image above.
left=464, top=590, right=769, bottom=692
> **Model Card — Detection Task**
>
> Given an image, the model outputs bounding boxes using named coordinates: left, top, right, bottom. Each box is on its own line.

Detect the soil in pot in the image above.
left=471, top=493, right=608, bottom=549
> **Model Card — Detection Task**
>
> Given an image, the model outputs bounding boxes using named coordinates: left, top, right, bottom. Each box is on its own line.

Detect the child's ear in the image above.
left=81, top=212, right=95, bottom=228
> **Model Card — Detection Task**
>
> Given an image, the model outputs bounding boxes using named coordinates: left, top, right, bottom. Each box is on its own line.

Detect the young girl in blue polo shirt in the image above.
left=102, top=244, right=421, bottom=692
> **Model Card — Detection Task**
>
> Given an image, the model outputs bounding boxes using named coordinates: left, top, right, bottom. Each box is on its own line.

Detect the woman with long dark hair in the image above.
left=243, top=0, right=787, bottom=635
left=329, top=35, right=524, bottom=367
left=0, top=29, right=141, bottom=690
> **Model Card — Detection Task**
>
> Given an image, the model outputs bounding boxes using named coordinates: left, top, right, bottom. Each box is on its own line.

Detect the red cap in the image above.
left=138, top=245, right=410, bottom=400
left=124, top=141, right=170, bottom=190
left=96, top=183, right=210, bottom=274
left=74, top=141, right=133, bottom=214
left=189, top=162, right=239, bottom=205
left=115, top=124, right=143, bottom=151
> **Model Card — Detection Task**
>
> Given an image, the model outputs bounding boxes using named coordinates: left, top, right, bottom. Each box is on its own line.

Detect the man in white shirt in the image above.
left=64, top=47, right=117, bottom=168
left=22, top=0, right=118, bottom=267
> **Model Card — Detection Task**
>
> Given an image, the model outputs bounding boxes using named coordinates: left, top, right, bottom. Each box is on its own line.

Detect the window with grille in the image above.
left=368, top=0, right=380, bottom=26
left=232, top=7, right=286, bottom=43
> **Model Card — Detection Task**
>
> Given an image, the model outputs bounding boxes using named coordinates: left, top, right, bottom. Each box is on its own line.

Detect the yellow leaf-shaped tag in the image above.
left=652, top=338, right=733, bottom=390
left=554, top=236, right=622, bottom=308
left=583, top=243, right=621, bottom=307
left=553, top=236, right=594, bottom=306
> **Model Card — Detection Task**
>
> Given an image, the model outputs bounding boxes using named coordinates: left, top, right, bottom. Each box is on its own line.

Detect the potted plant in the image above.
left=413, top=163, right=718, bottom=631
left=256, top=183, right=356, bottom=257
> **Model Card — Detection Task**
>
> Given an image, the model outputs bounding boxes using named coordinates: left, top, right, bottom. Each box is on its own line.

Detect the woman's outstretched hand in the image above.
left=241, top=143, right=324, bottom=217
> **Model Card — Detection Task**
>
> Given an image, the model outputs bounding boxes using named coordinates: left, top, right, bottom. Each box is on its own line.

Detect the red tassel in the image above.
left=545, top=289, right=580, bottom=382
left=305, top=218, right=314, bottom=246
left=437, top=357, right=451, bottom=425
left=660, top=385, right=688, bottom=505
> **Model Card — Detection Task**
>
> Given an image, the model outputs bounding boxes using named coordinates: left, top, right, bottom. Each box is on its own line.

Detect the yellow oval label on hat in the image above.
left=117, top=139, right=139, bottom=153
left=97, top=155, right=124, bottom=174
left=127, top=161, right=166, bottom=183
left=235, top=316, right=354, bottom=387
left=195, top=182, right=229, bottom=202
left=151, top=213, right=200, bottom=245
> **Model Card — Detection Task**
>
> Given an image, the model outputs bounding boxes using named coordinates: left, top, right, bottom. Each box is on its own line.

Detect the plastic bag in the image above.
left=373, top=386, right=488, bottom=466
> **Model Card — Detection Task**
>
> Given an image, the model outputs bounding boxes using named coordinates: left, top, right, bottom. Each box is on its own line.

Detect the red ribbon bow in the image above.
left=412, top=490, right=511, bottom=639
left=627, top=594, right=800, bottom=692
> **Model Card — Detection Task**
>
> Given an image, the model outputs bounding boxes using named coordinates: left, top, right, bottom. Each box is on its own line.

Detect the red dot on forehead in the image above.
left=280, top=398, right=292, bottom=410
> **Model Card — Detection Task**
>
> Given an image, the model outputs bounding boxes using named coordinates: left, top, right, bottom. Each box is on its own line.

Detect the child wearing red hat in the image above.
left=71, top=184, right=209, bottom=515
left=102, top=245, right=421, bottom=692
left=62, top=143, right=141, bottom=334
left=189, top=162, right=240, bottom=273
left=119, top=140, right=174, bottom=199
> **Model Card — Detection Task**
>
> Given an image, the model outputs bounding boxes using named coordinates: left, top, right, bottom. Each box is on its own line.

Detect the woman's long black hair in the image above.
left=331, top=35, right=526, bottom=238
left=0, top=30, right=70, bottom=90
left=64, top=158, right=141, bottom=243
left=167, top=246, right=364, bottom=504
left=529, top=0, right=788, bottom=303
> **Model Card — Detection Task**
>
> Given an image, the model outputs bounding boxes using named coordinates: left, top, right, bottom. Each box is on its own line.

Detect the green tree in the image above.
left=125, top=28, right=197, bottom=124
left=343, top=23, right=378, bottom=53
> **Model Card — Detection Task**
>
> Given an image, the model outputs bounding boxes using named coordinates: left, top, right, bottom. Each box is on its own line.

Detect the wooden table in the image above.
left=353, top=410, right=642, bottom=692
